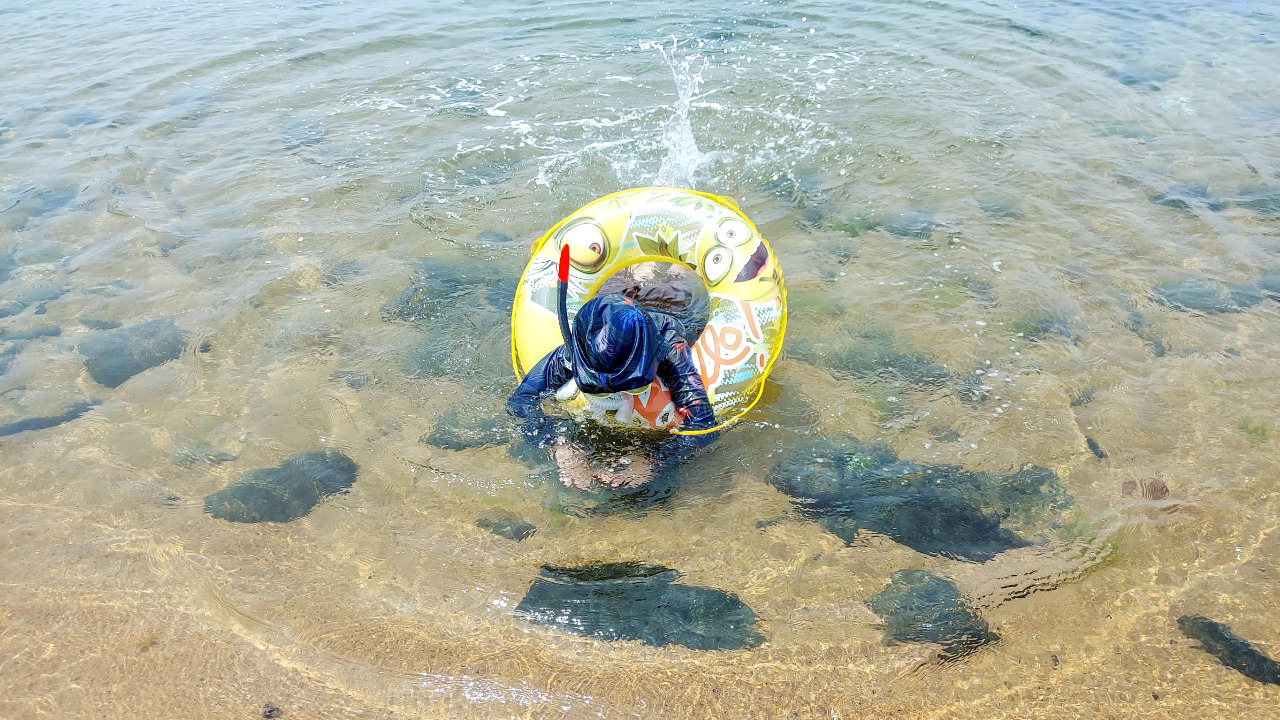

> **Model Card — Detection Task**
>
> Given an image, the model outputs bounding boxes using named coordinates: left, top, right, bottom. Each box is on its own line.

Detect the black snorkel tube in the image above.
left=557, top=243, right=573, bottom=346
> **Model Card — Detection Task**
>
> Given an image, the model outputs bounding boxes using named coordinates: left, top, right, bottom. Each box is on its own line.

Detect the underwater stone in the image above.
left=1069, top=387, right=1095, bottom=407
left=1178, top=615, right=1280, bottom=685
left=172, top=440, right=238, bottom=467
left=1110, top=64, right=1179, bottom=90
left=421, top=411, right=511, bottom=450
left=203, top=449, right=358, bottom=523
left=1085, top=436, right=1107, bottom=459
left=0, top=285, right=70, bottom=318
left=1124, top=311, right=1166, bottom=357
left=0, top=345, right=20, bottom=375
left=1233, top=188, right=1280, bottom=217
left=0, top=400, right=99, bottom=437
left=766, top=436, right=1071, bottom=562
left=280, top=118, right=325, bottom=149
left=61, top=109, right=103, bottom=127
left=77, top=318, right=122, bottom=330
left=322, top=260, right=360, bottom=287
left=476, top=515, right=536, bottom=542
left=1153, top=185, right=1227, bottom=213
left=0, top=251, right=15, bottom=285
left=31, top=185, right=78, bottom=218
left=381, top=256, right=509, bottom=324
left=78, top=319, right=187, bottom=387
left=474, top=230, right=516, bottom=245
left=515, top=562, right=764, bottom=650
left=830, top=215, right=877, bottom=239
left=1011, top=314, right=1076, bottom=342
left=928, top=426, right=961, bottom=443
left=790, top=332, right=986, bottom=405
left=1149, top=193, right=1192, bottom=214
left=796, top=206, right=826, bottom=230
left=1258, top=272, right=1280, bottom=298
left=866, top=569, right=998, bottom=660
left=1154, top=279, right=1260, bottom=314
left=0, top=326, right=60, bottom=341
left=960, top=276, right=997, bottom=305
left=975, top=197, right=1024, bottom=220
left=407, top=329, right=511, bottom=385
left=883, top=212, right=939, bottom=239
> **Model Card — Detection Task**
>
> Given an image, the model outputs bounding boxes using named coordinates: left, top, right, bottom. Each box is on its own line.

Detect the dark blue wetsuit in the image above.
left=507, top=294, right=718, bottom=467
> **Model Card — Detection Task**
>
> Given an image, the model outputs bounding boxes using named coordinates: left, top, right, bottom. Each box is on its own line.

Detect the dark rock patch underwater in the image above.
left=204, top=449, right=357, bottom=523
left=867, top=569, right=998, bottom=660
left=515, top=562, right=764, bottom=650
left=766, top=435, right=1071, bottom=562
left=0, top=400, right=99, bottom=437
left=1178, top=615, right=1280, bottom=686
left=78, top=318, right=187, bottom=387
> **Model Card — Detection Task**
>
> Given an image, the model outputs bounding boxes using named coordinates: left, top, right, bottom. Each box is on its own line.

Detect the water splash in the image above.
left=652, top=40, right=711, bottom=189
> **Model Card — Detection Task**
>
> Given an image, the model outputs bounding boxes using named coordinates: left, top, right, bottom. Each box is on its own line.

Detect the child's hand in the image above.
left=552, top=445, right=596, bottom=490
left=597, top=456, right=655, bottom=489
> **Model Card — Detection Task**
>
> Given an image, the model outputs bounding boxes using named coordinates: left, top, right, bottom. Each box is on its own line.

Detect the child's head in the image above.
left=570, top=294, right=660, bottom=395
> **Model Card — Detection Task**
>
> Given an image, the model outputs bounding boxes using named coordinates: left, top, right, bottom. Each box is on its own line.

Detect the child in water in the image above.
left=506, top=293, right=719, bottom=489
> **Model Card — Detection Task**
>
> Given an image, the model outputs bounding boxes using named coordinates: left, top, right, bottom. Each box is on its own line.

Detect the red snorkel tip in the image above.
left=557, top=243, right=570, bottom=283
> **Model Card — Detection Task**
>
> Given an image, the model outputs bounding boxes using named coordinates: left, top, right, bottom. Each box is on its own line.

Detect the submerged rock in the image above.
left=883, top=212, right=939, bottom=239
left=515, top=562, right=764, bottom=650
left=1110, top=64, right=1179, bottom=91
left=204, top=449, right=358, bottom=523
left=79, top=318, right=187, bottom=387
left=172, top=440, right=238, bottom=467
left=1069, top=387, right=1095, bottom=407
left=1154, top=279, right=1261, bottom=314
left=1124, top=310, right=1167, bottom=357
left=407, top=327, right=511, bottom=385
left=1178, top=615, right=1280, bottom=685
left=766, top=436, right=1071, bottom=562
left=1257, top=271, right=1280, bottom=299
left=928, top=425, right=962, bottom=443
left=421, top=411, right=512, bottom=450
left=0, top=326, right=60, bottom=341
left=975, top=197, right=1024, bottom=220
left=78, top=318, right=123, bottom=330
left=381, top=256, right=512, bottom=324
left=0, top=400, right=99, bottom=438
left=789, top=331, right=986, bottom=405
left=960, top=276, right=997, bottom=305
left=1233, top=188, right=1280, bottom=218
left=0, top=251, right=15, bottom=285
left=322, top=260, right=360, bottom=287
left=280, top=118, right=325, bottom=150
left=0, top=285, right=70, bottom=318
left=867, top=569, right=998, bottom=660
left=1011, top=314, right=1077, bottom=343
left=1149, top=185, right=1227, bottom=214
left=476, top=515, right=536, bottom=542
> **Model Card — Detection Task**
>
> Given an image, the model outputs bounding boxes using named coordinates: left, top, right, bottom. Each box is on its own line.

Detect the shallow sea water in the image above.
left=3, top=0, right=1280, bottom=717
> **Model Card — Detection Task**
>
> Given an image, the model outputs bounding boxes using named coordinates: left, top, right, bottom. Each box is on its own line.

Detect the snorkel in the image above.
left=557, top=243, right=573, bottom=346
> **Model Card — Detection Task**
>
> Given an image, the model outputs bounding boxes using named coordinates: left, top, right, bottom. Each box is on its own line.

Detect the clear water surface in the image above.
left=2, top=0, right=1279, bottom=717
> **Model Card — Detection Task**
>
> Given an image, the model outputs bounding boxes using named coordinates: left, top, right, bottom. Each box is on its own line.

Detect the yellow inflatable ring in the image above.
left=511, top=187, right=787, bottom=435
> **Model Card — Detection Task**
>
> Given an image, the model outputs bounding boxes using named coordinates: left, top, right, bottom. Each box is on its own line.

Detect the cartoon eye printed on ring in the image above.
left=702, top=245, right=734, bottom=285
left=716, top=217, right=753, bottom=247
left=557, top=219, right=610, bottom=272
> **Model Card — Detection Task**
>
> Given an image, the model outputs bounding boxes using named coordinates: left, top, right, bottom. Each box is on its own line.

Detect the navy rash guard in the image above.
left=506, top=294, right=719, bottom=464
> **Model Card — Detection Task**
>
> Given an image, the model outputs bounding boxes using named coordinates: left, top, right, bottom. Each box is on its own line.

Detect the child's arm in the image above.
left=505, top=346, right=574, bottom=447
left=652, top=316, right=720, bottom=466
